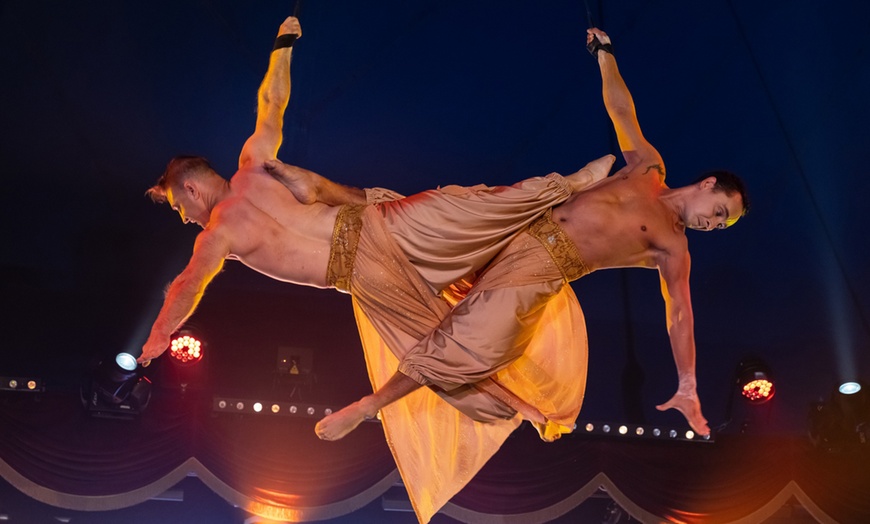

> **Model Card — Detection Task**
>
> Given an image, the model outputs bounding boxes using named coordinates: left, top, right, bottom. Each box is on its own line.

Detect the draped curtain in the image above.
left=1, top=392, right=868, bottom=523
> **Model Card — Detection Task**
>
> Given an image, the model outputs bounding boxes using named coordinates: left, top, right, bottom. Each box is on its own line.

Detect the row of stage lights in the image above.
left=71, top=334, right=867, bottom=452
left=212, top=397, right=346, bottom=420
left=1, top=377, right=44, bottom=392
left=576, top=421, right=712, bottom=443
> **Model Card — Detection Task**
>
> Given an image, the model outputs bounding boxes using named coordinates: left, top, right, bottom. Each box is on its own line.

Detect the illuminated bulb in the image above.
left=253, top=402, right=263, bottom=413
left=636, top=427, right=644, bottom=436
left=839, top=382, right=861, bottom=395
left=271, top=404, right=280, bottom=413
left=618, top=425, right=628, bottom=435
left=585, top=423, right=594, bottom=432
left=685, top=430, right=695, bottom=440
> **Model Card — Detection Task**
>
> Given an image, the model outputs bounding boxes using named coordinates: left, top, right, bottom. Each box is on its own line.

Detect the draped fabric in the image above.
left=344, top=176, right=586, bottom=522
left=1, top=392, right=868, bottom=523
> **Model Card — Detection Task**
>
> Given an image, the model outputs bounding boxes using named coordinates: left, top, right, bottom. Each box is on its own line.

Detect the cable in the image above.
left=725, top=0, right=870, bottom=338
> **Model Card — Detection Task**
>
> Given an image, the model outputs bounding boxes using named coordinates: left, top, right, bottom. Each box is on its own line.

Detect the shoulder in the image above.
left=654, top=232, right=690, bottom=274
left=623, top=149, right=665, bottom=178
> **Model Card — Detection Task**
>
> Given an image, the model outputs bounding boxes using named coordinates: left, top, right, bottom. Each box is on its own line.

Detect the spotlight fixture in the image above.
left=81, top=353, right=152, bottom=419
left=809, top=380, right=869, bottom=452
left=736, top=358, right=776, bottom=404
left=839, top=381, right=861, bottom=395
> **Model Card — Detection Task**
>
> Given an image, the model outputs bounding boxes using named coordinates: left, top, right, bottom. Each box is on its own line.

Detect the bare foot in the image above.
left=564, top=154, right=615, bottom=192
left=263, top=159, right=318, bottom=204
left=656, top=390, right=710, bottom=436
left=315, top=397, right=377, bottom=441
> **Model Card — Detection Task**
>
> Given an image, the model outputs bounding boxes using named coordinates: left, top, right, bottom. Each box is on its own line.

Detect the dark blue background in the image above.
left=2, top=0, right=868, bottom=436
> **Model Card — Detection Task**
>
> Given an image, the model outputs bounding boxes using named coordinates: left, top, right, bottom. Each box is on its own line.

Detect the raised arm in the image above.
left=138, top=228, right=230, bottom=363
left=654, top=249, right=710, bottom=436
left=588, top=28, right=659, bottom=165
left=238, top=16, right=302, bottom=169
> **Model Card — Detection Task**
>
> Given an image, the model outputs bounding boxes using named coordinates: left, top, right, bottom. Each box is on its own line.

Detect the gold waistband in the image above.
left=326, top=204, right=367, bottom=292
left=527, top=209, right=588, bottom=282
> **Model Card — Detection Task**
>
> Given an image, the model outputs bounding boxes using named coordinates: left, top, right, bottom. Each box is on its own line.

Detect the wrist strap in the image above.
left=586, top=36, right=613, bottom=57
left=273, top=34, right=297, bottom=51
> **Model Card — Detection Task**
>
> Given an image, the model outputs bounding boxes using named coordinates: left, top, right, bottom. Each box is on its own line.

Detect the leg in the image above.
left=563, top=154, right=615, bottom=192
left=315, top=371, right=422, bottom=441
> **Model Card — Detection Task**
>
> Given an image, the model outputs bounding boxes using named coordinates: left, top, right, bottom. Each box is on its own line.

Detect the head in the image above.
left=146, top=156, right=219, bottom=228
left=683, top=170, right=750, bottom=231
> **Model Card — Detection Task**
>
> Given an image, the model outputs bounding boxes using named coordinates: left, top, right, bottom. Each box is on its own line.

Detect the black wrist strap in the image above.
left=586, top=35, right=613, bottom=57
left=273, top=34, right=297, bottom=51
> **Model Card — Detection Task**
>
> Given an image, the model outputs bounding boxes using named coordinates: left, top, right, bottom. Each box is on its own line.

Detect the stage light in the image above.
left=1, top=376, right=44, bottom=392
left=211, top=397, right=354, bottom=422
left=563, top=420, right=713, bottom=443
left=737, top=358, right=775, bottom=403
left=839, top=382, right=861, bottom=395
left=168, top=333, right=204, bottom=364
left=809, top=380, right=869, bottom=453
left=81, top=353, right=151, bottom=419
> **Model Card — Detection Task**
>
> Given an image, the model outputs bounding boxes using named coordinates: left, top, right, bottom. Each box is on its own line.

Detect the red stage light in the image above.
left=741, top=378, right=775, bottom=402
left=169, top=334, right=203, bottom=364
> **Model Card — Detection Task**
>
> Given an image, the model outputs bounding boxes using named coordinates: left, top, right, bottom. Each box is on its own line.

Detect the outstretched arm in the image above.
left=655, top=250, right=710, bottom=436
left=588, top=28, right=660, bottom=166
left=138, top=228, right=230, bottom=363
left=238, top=16, right=302, bottom=169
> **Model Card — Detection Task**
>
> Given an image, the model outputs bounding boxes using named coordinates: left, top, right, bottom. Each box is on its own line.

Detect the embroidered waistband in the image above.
left=326, top=204, right=366, bottom=292
left=527, top=209, right=589, bottom=282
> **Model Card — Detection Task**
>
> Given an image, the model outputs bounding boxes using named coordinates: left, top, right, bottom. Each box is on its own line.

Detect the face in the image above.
left=684, top=177, right=744, bottom=232
left=166, top=184, right=209, bottom=229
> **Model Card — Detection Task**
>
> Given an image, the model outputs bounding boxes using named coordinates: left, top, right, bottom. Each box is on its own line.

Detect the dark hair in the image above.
left=145, top=156, right=215, bottom=203
left=694, top=170, right=750, bottom=216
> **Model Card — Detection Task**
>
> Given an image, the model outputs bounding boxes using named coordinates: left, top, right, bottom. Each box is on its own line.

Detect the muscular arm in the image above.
left=655, top=250, right=710, bottom=436
left=238, top=17, right=301, bottom=169
left=138, top=228, right=230, bottom=363
left=588, top=28, right=660, bottom=165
